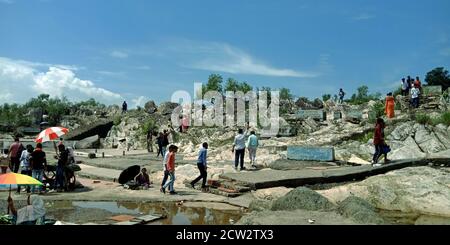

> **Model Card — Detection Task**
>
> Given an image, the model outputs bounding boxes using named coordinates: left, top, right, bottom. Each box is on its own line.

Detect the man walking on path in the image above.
left=232, top=129, right=246, bottom=171
left=8, top=137, right=24, bottom=173
left=191, top=142, right=208, bottom=190
left=160, top=144, right=174, bottom=193
left=246, top=131, right=259, bottom=168
left=162, top=145, right=178, bottom=195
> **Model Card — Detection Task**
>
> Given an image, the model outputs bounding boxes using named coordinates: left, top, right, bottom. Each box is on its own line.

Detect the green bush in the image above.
left=368, top=101, right=384, bottom=123
left=416, top=113, right=432, bottom=125
left=432, top=111, right=450, bottom=126
left=113, top=115, right=122, bottom=126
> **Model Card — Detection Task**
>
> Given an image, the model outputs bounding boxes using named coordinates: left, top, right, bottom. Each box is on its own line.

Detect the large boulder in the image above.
left=159, top=102, right=179, bottom=115
left=414, top=125, right=446, bottom=153
left=144, top=100, right=157, bottom=114
left=74, top=135, right=100, bottom=149
left=387, top=122, right=415, bottom=141
left=337, top=196, right=385, bottom=224
left=389, top=136, right=426, bottom=160
left=318, top=167, right=450, bottom=217
left=271, top=187, right=335, bottom=211
left=433, top=124, right=450, bottom=149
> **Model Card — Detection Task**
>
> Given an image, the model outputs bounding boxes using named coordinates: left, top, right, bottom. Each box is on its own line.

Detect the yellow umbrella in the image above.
left=0, top=173, right=43, bottom=214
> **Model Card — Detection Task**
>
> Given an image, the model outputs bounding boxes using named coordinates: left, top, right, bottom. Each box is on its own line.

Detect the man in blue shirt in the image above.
left=190, top=142, right=208, bottom=190
left=246, top=131, right=259, bottom=168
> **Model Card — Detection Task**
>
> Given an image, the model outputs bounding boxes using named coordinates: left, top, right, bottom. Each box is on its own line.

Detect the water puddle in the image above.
left=45, top=201, right=245, bottom=225
left=378, top=210, right=450, bottom=225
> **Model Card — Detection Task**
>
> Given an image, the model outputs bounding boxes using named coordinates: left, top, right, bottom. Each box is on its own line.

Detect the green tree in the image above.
left=202, top=74, right=224, bottom=95
left=224, top=78, right=239, bottom=92
left=279, top=88, right=293, bottom=101
left=322, top=94, right=331, bottom=101
left=425, top=67, right=450, bottom=90
left=238, top=81, right=253, bottom=94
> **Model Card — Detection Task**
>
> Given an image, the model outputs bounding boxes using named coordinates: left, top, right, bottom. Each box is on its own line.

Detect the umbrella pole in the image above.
left=53, top=141, right=58, bottom=156
left=7, top=184, right=11, bottom=214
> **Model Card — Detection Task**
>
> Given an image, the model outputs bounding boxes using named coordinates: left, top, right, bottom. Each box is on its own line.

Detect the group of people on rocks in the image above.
left=401, top=76, right=422, bottom=108
left=7, top=137, right=74, bottom=194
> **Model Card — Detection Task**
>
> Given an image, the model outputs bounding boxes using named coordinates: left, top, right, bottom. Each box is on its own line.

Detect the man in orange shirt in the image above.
left=162, top=145, right=178, bottom=195
left=415, top=76, right=422, bottom=92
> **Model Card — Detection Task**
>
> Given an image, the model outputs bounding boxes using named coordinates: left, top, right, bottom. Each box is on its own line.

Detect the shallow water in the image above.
left=378, top=210, right=450, bottom=225
left=45, top=201, right=244, bottom=225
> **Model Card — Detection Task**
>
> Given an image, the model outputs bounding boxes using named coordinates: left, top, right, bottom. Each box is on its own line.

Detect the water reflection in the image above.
left=46, top=201, right=244, bottom=225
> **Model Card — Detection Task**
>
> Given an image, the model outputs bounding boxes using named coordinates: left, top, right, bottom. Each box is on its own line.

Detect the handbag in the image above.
left=382, top=144, right=391, bottom=154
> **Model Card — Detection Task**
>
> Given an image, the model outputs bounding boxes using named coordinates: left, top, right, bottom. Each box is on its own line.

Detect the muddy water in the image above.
left=378, top=210, right=450, bottom=225
left=45, top=201, right=245, bottom=225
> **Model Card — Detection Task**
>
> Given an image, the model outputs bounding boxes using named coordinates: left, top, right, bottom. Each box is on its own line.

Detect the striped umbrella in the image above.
left=35, top=127, right=69, bottom=143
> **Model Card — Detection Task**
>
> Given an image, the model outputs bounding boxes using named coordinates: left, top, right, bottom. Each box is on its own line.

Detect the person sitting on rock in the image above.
left=134, top=168, right=151, bottom=190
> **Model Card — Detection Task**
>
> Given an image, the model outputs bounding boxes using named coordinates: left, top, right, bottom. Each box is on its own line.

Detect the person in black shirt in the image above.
left=30, top=143, right=47, bottom=194
left=55, top=144, right=69, bottom=191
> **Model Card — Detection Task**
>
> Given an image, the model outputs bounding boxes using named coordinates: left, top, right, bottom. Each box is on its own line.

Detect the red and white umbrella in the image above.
left=35, top=127, right=69, bottom=143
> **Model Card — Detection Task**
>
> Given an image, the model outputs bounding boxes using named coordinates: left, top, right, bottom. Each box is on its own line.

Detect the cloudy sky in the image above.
left=1, top=0, right=450, bottom=107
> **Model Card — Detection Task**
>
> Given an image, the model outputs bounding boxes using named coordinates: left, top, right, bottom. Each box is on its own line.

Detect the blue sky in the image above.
left=1, top=0, right=450, bottom=107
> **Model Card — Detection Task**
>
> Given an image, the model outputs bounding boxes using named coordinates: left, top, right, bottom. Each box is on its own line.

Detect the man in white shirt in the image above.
left=411, top=85, right=420, bottom=108
left=232, top=129, right=246, bottom=171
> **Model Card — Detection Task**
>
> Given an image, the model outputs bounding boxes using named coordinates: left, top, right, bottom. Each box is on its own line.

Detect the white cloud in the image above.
left=353, top=13, right=376, bottom=21
left=132, top=96, right=148, bottom=108
left=0, top=57, right=123, bottom=105
left=96, top=70, right=126, bottom=76
left=178, top=41, right=318, bottom=78
left=110, top=51, right=129, bottom=59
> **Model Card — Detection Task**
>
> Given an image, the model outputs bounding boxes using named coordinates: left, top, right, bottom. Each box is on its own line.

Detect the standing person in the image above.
left=401, top=78, right=408, bottom=96
left=146, top=130, right=154, bottom=153
left=161, top=130, right=170, bottom=157
left=8, top=137, right=24, bottom=173
left=122, top=101, right=128, bottom=113
left=160, top=144, right=173, bottom=193
left=415, top=76, right=422, bottom=93
left=17, top=145, right=34, bottom=194
left=411, top=84, right=420, bottom=108
left=338, top=88, right=346, bottom=104
left=156, top=132, right=163, bottom=158
left=407, top=76, right=412, bottom=88
left=372, top=118, right=389, bottom=166
left=232, top=129, right=246, bottom=171
left=190, top=142, right=208, bottom=190
left=55, top=144, right=68, bottom=192
left=246, top=131, right=259, bottom=168
left=385, top=93, right=395, bottom=118
left=30, top=143, right=47, bottom=194
left=162, top=145, right=178, bottom=195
